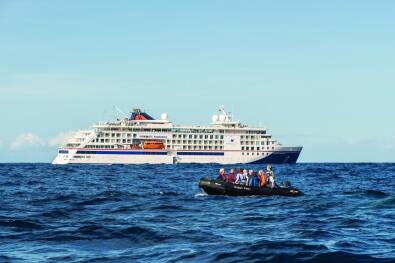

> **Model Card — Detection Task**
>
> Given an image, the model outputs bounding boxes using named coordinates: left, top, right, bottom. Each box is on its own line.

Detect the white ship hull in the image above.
left=52, top=147, right=302, bottom=165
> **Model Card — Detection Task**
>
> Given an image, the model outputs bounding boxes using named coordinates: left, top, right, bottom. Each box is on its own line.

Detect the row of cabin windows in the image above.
left=241, top=141, right=261, bottom=146
left=100, top=133, right=135, bottom=138
left=97, top=133, right=270, bottom=141
left=100, top=129, right=265, bottom=135
left=241, top=146, right=275, bottom=151
left=169, top=140, right=223, bottom=145
left=244, top=130, right=266, bottom=134
left=242, top=152, right=270, bottom=156
left=169, top=145, right=223, bottom=150
left=240, top=141, right=274, bottom=146
left=172, top=129, right=224, bottom=134
left=90, top=139, right=272, bottom=148
left=90, top=141, right=274, bottom=148
left=173, top=134, right=224, bottom=139
left=100, top=132, right=227, bottom=139
left=240, top=135, right=269, bottom=140
left=172, top=130, right=263, bottom=135
left=86, top=145, right=115, bottom=149
left=99, top=133, right=227, bottom=140
left=93, top=134, right=272, bottom=145
left=93, top=139, right=132, bottom=144
left=86, top=143, right=274, bottom=151
left=103, top=128, right=171, bottom=132
left=93, top=139, right=225, bottom=145
left=83, top=145, right=274, bottom=152
left=241, top=141, right=274, bottom=146
left=86, top=145, right=225, bottom=150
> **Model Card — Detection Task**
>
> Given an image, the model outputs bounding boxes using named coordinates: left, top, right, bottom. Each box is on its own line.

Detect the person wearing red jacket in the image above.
left=217, top=168, right=227, bottom=181
left=227, top=169, right=236, bottom=183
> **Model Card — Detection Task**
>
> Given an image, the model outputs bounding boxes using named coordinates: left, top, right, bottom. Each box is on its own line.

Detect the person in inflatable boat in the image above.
left=217, top=168, right=227, bottom=181
left=248, top=171, right=260, bottom=187
left=259, top=170, right=267, bottom=188
left=266, top=164, right=276, bottom=188
left=227, top=169, right=237, bottom=183
left=235, top=169, right=248, bottom=185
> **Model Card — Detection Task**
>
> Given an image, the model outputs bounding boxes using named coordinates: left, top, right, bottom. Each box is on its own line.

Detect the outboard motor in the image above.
left=282, top=181, right=292, bottom=188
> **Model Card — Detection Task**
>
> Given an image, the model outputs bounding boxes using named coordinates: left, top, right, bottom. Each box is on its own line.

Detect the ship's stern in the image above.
left=52, top=149, right=75, bottom=164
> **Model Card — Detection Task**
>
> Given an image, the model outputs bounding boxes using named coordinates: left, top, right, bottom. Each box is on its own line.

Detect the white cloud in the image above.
left=10, top=131, right=76, bottom=150
left=47, top=131, right=76, bottom=147
left=10, top=133, right=45, bottom=150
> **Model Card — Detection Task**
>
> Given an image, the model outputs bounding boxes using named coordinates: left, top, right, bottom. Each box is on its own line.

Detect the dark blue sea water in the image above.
left=0, top=163, right=394, bottom=263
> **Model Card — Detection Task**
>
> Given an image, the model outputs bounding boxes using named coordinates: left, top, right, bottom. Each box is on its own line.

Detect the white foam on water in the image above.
left=195, top=191, right=208, bottom=197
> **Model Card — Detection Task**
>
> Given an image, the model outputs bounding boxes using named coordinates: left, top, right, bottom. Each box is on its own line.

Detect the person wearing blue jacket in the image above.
left=248, top=171, right=261, bottom=187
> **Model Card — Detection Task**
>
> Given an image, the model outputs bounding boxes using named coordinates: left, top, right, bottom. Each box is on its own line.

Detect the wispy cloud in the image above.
left=47, top=131, right=76, bottom=147
left=10, top=133, right=45, bottom=150
left=10, top=131, right=76, bottom=150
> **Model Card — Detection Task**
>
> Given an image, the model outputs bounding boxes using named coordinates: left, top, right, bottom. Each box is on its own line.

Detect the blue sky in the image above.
left=0, top=1, right=394, bottom=162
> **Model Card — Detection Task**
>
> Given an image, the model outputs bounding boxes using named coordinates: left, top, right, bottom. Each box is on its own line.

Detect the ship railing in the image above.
left=78, top=132, right=97, bottom=149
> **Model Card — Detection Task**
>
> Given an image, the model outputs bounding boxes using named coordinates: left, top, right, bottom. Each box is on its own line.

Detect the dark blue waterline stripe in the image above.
left=248, top=151, right=301, bottom=164
left=177, top=152, right=224, bottom=156
left=59, top=150, right=69, bottom=154
left=76, top=151, right=167, bottom=155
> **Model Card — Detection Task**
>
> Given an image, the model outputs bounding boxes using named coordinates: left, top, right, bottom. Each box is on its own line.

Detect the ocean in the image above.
left=0, top=163, right=394, bottom=262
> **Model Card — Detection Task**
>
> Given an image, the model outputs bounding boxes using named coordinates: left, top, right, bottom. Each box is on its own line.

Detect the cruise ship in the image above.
left=52, top=106, right=302, bottom=165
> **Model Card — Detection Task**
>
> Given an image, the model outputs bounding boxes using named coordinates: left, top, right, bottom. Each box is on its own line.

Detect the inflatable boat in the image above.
left=199, top=177, right=303, bottom=197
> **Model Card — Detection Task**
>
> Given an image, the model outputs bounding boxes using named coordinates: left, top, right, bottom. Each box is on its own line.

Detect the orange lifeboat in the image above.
left=143, top=140, right=165, bottom=150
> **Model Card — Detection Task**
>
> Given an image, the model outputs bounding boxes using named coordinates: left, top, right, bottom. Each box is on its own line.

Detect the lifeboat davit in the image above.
left=198, top=178, right=303, bottom=197
left=143, top=140, right=165, bottom=150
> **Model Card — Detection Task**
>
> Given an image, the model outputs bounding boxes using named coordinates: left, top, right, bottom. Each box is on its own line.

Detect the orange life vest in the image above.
left=260, top=174, right=267, bottom=188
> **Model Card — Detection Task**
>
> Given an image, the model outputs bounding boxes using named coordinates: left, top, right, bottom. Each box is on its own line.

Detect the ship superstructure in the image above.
left=52, top=106, right=302, bottom=164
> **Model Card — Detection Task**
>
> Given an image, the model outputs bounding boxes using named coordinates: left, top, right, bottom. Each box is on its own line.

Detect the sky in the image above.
left=0, top=0, right=394, bottom=162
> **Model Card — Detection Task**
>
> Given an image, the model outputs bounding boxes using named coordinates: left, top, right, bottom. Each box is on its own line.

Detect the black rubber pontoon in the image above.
left=199, top=177, right=303, bottom=197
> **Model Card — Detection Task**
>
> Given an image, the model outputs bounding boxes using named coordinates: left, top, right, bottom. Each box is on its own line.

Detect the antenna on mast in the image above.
left=112, top=106, right=126, bottom=120
left=114, top=106, right=125, bottom=116
left=218, top=105, right=231, bottom=122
